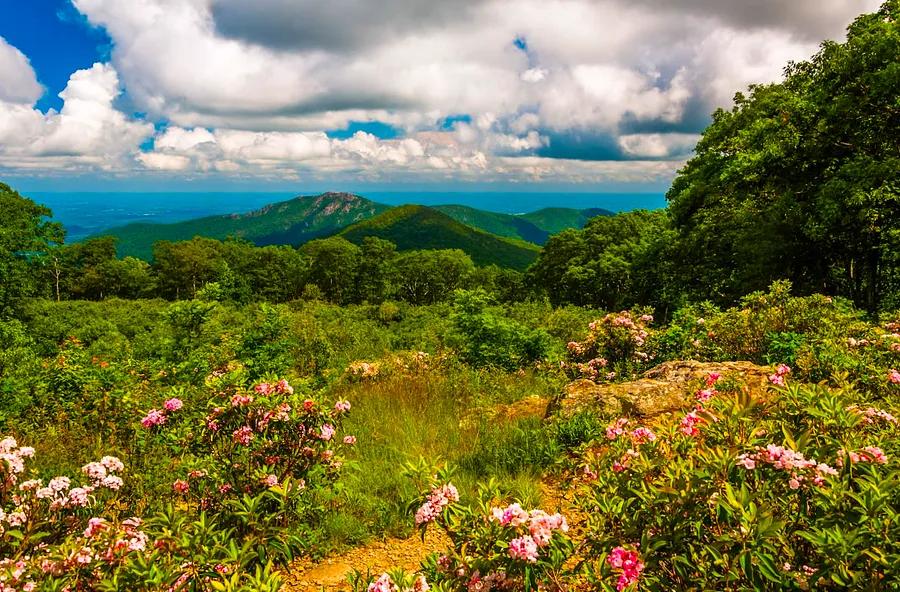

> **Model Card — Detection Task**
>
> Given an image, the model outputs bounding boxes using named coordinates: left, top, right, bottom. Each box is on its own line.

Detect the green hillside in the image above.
left=99, top=192, right=391, bottom=260
left=337, top=205, right=541, bottom=270
left=434, top=204, right=610, bottom=244
left=519, top=207, right=612, bottom=236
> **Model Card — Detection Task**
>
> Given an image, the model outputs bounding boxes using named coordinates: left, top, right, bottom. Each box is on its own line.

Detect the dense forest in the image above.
left=1, top=2, right=899, bottom=591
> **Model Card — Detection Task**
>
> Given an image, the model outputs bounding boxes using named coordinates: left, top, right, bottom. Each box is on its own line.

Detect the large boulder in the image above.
left=553, top=360, right=772, bottom=418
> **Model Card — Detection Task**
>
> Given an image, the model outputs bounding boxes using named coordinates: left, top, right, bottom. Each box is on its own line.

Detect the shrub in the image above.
left=576, top=371, right=900, bottom=590
left=450, top=290, right=552, bottom=371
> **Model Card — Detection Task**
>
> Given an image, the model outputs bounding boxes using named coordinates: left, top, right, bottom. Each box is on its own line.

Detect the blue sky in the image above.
left=0, top=0, right=877, bottom=193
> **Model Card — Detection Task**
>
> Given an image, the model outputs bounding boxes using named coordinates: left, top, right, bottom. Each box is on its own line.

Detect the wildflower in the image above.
left=82, top=462, right=109, bottom=484
left=140, top=409, right=166, bottom=428
left=889, top=369, right=900, bottom=384
left=232, top=426, right=253, bottom=445
left=606, top=418, right=628, bottom=440
left=230, top=394, right=253, bottom=407
left=343, top=435, right=357, bottom=445
left=706, top=372, right=721, bottom=385
left=367, top=574, right=396, bottom=592
left=415, top=483, right=459, bottom=525
left=607, top=546, right=644, bottom=591
left=261, top=474, right=278, bottom=487
left=83, top=517, right=105, bottom=538
left=491, top=503, right=530, bottom=527
left=508, top=536, right=539, bottom=563
left=696, top=388, right=716, bottom=403
left=320, top=424, right=336, bottom=440
left=334, top=400, right=351, bottom=413
left=49, top=476, right=71, bottom=491
left=413, top=575, right=430, bottom=592
left=254, top=382, right=273, bottom=395
left=101, top=475, right=123, bottom=490
left=630, top=427, right=657, bottom=445
left=163, top=398, right=183, bottom=412
left=680, top=411, right=703, bottom=437
left=100, top=456, right=124, bottom=472
left=172, top=480, right=189, bottom=494
left=275, top=379, right=294, bottom=394
left=68, top=487, right=92, bottom=507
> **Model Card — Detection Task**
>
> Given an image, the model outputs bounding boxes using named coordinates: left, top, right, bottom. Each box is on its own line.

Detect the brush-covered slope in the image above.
left=337, top=205, right=541, bottom=269
left=98, top=193, right=391, bottom=260
left=434, top=204, right=611, bottom=244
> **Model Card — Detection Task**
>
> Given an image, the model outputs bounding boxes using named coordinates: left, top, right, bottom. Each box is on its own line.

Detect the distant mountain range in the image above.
left=96, top=192, right=611, bottom=269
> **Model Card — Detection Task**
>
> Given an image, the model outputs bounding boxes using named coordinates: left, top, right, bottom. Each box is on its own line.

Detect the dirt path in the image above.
left=281, top=528, right=450, bottom=592
left=281, top=481, right=579, bottom=592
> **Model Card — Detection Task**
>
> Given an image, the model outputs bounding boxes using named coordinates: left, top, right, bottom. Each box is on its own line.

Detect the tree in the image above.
left=0, top=183, right=64, bottom=315
left=667, top=1, right=900, bottom=311
left=152, top=237, right=227, bottom=299
left=528, top=210, right=670, bottom=310
left=355, top=237, right=397, bottom=303
left=392, top=249, right=474, bottom=304
left=299, top=237, right=360, bottom=304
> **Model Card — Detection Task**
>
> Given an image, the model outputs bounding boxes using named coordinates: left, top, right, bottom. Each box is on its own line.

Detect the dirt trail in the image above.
left=281, top=482, right=577, bottom=592
left=281, top=528, right=450, bottom=592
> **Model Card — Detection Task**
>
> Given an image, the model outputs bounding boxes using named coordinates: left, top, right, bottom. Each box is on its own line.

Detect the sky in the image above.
left=0, top=0, right=881, bottom=193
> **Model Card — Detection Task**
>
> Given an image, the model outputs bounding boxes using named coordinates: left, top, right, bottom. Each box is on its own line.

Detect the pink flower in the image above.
left=367, top=574, right=396, bottom=592
left=776, top=364, right=791, bottom=376
left=231, top=394, right=253, bottom=407
left=607, top=547, right=644, bottom=591
left=334, top=400, right=352, bottom=413
left=275, top=379, right=294, bottom=394
left=261, top=474, right=278, bottom=487
left=696, top=388, right=716, bottom=403
left=172, top=480, right=189, bottom=494
left=232, top=426, right=253, bottom=445
left=606, top=418, right=628, bottom=440
left=680, top=411, right=703, bottom=437
left=319, top=424, right=336, bottom=441
left=163, top=398, right=183, bottom=412
left=343, top=435, right=357, bottom=445
left=630, top=427, right=656, bottom=445
left=100, top=456, right=124, bottom=472
left=254, top=382, right=273, bottom=395
left=889, top=369, right=900, bottom=384
left=508, top=536, right=539, bottom=563
left=768, top=373, right=785, bottom=386
left=490, top=503, right=530, bottom=527
left=140, top=409, right=166, bottom=428
left=737, top=455, right=756, bottom=470
left=415, top=483, right=459, bottom=525
left=83, top=517, right=105, bottom=538
left=705, top=372, right=721, bottom=386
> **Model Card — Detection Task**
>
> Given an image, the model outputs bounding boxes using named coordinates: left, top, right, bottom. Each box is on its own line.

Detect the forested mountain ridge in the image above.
left=96, top=192, right=391, bottom=259
left=337, top=205, right=542, bottom=270
left=97, top=193, right=610, bottom=261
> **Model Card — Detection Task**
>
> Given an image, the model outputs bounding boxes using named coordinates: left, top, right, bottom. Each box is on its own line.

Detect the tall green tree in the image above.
left=0, top=183, right=64, bottom=315
left=667, top=1, right=900, bottom=311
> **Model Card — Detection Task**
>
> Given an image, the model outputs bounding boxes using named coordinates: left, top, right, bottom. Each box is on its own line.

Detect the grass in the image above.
left=318, top=366, right=563, bottom=549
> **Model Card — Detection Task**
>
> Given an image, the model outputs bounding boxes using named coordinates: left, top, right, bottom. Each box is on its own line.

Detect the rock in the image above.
left=555, top=360, right=772, bottom=418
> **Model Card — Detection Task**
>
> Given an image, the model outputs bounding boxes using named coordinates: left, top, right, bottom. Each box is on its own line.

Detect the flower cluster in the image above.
left=737, top=444, right=838, bottom=488
left=367, top=573, right=430, bottom=592
left=140, top=397, right=184, bottom=429
left=606, top=546, right=644, bottom=591
left=849, top=405, right=898, bottom=425
left=566, top=312, right=655, bottom=381
left=679, top=410, right=705, bottom=437
left=768, top=364, right=791, bottom=386
left=414, top=483, right=459, bottom=525
left=889, top=369, right=900, bottom=384
left=836, top=446, right=889, bottom=466
left=490, top=505, right=568, bottom=563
